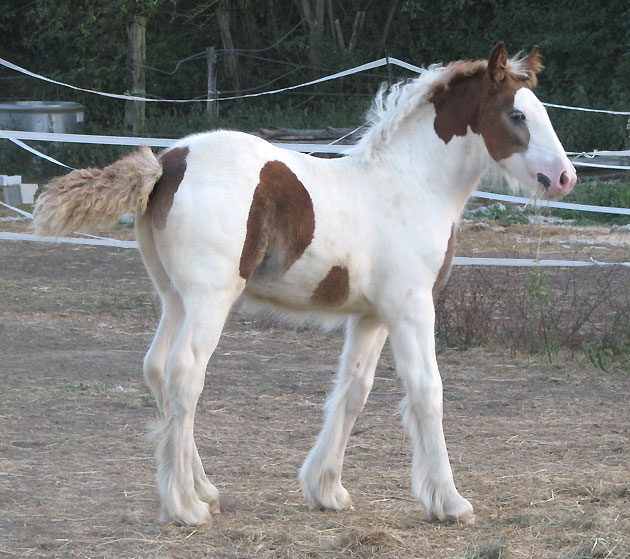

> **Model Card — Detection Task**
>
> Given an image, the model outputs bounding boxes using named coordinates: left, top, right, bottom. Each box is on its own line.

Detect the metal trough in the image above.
left=0, top=101, right=85, bottom=134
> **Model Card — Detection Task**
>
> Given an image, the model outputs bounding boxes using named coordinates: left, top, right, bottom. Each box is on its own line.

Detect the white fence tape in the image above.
left=5, top=128, right=630, bottom=170
left=1, top=231, right=628, bottom=268
left=2, top=129, right=629, bottom=216
left=0, top=231, right=138, bottom=248
left=470, top=190, right=630, bottom=216
left=3, top=55, right=630, bottom=115
left=454, top=256, right=630, bottom=268
left=0, top=129, right=175, bottom=147
left=8, top=137, right=74, bottom=169
left=0, top=56, right=424, bottom=104
left=544, top=102, right=630, bottom=116
left=0, top=200, right=34, bottom=219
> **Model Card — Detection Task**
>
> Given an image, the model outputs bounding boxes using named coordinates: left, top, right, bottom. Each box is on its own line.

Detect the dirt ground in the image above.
left=0, top=213, right=629, bottom=559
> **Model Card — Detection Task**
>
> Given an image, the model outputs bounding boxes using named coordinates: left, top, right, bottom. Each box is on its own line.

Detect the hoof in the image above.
left=419, top=484, right=474, bottom=525
left=303, top=482, right=353, bottom=511
left=162, top=500, right=212, bottom=526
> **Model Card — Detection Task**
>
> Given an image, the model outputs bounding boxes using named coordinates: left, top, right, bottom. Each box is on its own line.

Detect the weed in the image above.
left=66, top=382, right=105, bottom=393
left=436, top=265, right=630, bottom=367
left=524, top=268, right=561, bottom=362
left=461, top=542, right=506, bottom=559
left=463, top=203, right=530, bottom=224
left=141, top=394, right=157, bottom=408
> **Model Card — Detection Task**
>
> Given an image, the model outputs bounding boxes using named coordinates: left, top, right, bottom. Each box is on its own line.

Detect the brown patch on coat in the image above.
left=147, top=147, right=189, bottom=229
left=311, top=266, right=350, bottom=306
left=239, top=161, right=315, bottom=282
left=430, top=43, right=541, bottom=162
left=433, top=224, right=456, bottom=300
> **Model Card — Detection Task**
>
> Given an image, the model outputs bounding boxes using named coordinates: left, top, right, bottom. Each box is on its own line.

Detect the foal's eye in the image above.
left=509, top=109, right=526, bottom=122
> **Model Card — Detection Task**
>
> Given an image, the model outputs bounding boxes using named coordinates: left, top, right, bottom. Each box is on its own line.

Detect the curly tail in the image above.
left=33, top=146, right=163, bottom=236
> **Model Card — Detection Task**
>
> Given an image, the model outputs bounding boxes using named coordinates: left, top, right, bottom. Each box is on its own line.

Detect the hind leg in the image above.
left=144, top=292, right=220, bottom=511
left=144, top=291, right=183, bottom=418
left=300, top=315, right=388, bottom=510
left=156, top=286, right=240, bottom=525
left=138, top=214, right=176, bottom=418
left=137, top=216, right=229, bottom=520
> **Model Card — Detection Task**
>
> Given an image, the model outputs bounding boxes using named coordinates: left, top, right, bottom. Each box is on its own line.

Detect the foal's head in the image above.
left=430, top=41, right=576, bottom=199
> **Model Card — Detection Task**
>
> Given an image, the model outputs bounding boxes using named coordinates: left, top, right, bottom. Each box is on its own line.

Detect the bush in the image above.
left=436, top=266, right=630, bottom=374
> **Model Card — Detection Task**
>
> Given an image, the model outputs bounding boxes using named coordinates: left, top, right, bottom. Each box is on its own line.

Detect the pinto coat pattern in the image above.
left=33, top=42, right=576, bottom=526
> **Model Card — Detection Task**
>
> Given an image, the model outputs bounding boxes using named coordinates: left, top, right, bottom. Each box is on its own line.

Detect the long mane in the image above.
left=349, top=52, right=539, bottom=161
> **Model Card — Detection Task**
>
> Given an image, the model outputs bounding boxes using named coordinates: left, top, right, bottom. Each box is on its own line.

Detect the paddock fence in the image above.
left=0, top=55, right=628, bottom=268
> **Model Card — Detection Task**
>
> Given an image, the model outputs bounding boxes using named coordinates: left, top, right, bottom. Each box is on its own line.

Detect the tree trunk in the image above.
left=299, top=0, right=326, bottom=65
left=379, top=0, right=399, bottom=54
left=217, top=5, right=241, bottom=92
left=125, top=15, right=146, bottom=135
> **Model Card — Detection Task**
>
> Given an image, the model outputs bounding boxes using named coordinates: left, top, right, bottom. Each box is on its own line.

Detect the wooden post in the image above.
left=125, top=15, right=146, bottom=135
left=206, top=47, right=218, bottom=119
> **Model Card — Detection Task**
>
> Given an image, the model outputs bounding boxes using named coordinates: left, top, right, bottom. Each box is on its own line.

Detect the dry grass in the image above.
left=0, top=215, right=629, bottom=558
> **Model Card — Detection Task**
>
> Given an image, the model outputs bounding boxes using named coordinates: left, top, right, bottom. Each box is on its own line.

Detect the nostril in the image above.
left=560, top=171, right=568, bottom=187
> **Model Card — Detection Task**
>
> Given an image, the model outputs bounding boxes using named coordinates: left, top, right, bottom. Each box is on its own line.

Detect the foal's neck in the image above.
left=360, top=111, right=489, bottom=218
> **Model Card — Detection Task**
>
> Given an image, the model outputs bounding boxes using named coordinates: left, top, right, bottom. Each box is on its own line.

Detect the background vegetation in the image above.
left=1, top=1, right=629, bottom=370
left=1, top=0, right=629, bottom=157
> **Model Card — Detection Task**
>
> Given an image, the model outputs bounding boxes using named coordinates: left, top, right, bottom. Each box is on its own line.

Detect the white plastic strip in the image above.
left=573, top=161, right=630, bottom=171
left=0, top=129, right=351, bottom=153
left=387, top=57, right=426, bottom=74
left=2, top=130, right=628, bottom=215
left=0, top=200, right=34, bottom=219
left=453, top=256, right=630, bottom=268
left=0, top=129, right=175, bottom=147
left=8, top=138, right=74, bottom=169
left=471, top=190, right=630, bottom=215
left=6, top=129, right=630, bottom=170
left=543, top=102, right=630, bottom=116
left=568, top=149, right=630, bottom=157
left=0, top=56, right=402, bottom=104
left=0, top=231, right=138, bottom=249
left=2, top=231, right=628, bottom=267
left=4, top=55, right=628, bottom=114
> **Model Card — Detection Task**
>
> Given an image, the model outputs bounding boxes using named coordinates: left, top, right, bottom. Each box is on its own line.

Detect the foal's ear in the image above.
left=524, top=45, right=542, bottom=86
left=487, top=41, right=508, bottom=85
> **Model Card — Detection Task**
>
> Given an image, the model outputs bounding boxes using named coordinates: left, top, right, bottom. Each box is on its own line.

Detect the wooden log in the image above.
left=258, top=126, right=358, bottom=141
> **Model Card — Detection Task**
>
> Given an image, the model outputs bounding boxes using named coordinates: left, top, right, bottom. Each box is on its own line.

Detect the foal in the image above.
left=34, top=42, right=576, bottom=526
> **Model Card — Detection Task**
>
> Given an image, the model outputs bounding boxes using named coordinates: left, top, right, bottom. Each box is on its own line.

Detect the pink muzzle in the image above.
left=538, top=161, right=577, bottom=199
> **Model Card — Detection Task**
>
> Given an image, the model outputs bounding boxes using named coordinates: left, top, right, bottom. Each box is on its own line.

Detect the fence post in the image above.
left=125, top=15, right=146, bottom=135
left=206, top=46, right=218, bottom=119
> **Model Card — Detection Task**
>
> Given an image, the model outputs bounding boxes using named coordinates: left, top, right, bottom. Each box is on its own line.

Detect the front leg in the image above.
left=300, top=315, right=388, bottom=511
left=387, top=292, right=474, bottom=524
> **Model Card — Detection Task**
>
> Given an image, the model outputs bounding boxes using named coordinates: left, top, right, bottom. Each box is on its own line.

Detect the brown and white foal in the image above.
left=34, top=42, right=576, bottom=526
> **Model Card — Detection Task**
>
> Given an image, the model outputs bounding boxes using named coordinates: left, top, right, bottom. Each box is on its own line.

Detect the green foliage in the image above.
left=436, top=266, right=630, bottom=369
left=464, top=203, right=530, bottom=224
left=0, top=0, right=629, bottom=159
left=551, top=179, right=630, bottom=225
left=524, top=268, right=560, bottom=362
left=583, top=304, right=630, bottom=374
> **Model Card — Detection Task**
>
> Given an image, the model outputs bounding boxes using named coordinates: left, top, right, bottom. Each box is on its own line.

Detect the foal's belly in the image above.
left=242, top=267, right=372, bottom=315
